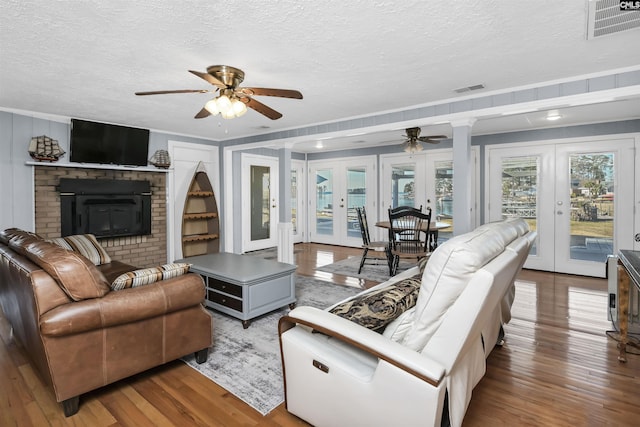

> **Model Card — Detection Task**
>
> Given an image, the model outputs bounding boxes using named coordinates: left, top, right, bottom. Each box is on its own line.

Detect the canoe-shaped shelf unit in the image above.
left=182, top=162, right=220, bottom=257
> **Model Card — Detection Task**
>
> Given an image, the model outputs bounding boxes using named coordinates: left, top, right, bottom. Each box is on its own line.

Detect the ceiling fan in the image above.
left=402, top=127, right=447, bottom=153
left=135, top=65, right=303, bottom=120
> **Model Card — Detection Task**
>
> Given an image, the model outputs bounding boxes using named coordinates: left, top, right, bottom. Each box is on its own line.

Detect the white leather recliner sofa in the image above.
left=278, top=218, right=536, bottom=427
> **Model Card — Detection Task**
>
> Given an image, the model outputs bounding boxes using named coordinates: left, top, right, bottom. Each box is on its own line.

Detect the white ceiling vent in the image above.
left=587, top=0, right=640, bottom=39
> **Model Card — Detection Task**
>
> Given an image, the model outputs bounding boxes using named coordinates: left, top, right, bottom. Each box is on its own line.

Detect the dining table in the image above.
left=375, top=220, right=450, bottom=252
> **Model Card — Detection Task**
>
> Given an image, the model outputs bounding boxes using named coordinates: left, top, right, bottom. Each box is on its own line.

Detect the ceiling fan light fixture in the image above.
left=215, top=94, right=232, bottom=112
left=232, top=98, right=247, bottom=117
left=204, top=99, right=220, bottom=115
left=404, top=141, right=423, bottom=154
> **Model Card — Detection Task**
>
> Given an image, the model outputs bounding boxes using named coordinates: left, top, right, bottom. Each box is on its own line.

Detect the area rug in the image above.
left=182, top=275, right=360, bottom=415
left=317, top=255, right=414, bottom=283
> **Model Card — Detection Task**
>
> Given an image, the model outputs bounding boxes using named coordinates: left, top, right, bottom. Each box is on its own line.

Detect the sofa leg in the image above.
left=62, top=396, right=79, bottom=417
left=195, top=348, right=209, bottom=364
left=496, top=325, right=506, bottom=347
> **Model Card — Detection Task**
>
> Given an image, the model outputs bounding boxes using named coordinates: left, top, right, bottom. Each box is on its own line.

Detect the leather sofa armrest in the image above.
left=279, top=306, right=445, bottom=387
left=40, top=273, right=205, bottom=336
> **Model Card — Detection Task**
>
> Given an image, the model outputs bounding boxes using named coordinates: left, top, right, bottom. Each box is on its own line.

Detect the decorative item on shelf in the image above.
left=149, top=149, right=171, bottom=168
left=28, top=135, right=66, bottom=162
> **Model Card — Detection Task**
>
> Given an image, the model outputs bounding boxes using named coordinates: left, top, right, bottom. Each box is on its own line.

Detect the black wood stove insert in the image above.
left=59, top=178, right=151, bottom=238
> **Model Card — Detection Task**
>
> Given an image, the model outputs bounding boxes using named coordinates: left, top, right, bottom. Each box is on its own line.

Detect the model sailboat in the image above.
left=28, top=135, right=65, bottom=162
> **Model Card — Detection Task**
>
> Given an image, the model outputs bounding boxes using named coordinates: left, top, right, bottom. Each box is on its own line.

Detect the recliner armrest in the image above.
left=279, top=306, right=445, bottom=386
left=40, top=273, right=205, bottom=336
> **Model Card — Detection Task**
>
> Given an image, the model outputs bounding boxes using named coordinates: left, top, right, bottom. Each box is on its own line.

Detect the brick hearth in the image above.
left=34, top=166, right=167, bottom=267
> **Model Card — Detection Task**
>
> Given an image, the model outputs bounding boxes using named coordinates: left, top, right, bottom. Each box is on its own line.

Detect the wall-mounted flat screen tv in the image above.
left=70, top=119, right=150, bottom=166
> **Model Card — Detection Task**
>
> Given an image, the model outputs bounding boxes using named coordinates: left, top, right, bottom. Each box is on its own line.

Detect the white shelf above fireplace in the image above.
left=25, top=161, right=170, bottom=173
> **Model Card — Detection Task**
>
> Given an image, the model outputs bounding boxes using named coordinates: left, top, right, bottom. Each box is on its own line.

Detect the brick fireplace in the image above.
left=34, top=166, right=168, bottom=267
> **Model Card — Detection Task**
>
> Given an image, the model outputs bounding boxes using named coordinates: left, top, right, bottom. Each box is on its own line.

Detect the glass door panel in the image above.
left=500, top=156, right=538, bottom=255
left=250, top=165, right=271, bottom=241
left=486, top=145, right=552, bottom=272
left=347, top=167, right=366, bottom=239
left=391, top=165, right=416, bottom=209
left=315, top=169, right=333, bottom=236
left=434, top=160, right=454, bottom=238
left=567, top=153, right=614, bottom=263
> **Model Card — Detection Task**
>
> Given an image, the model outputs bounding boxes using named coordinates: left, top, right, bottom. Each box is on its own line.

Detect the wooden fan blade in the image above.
left=418, top=135, right=448, bottom=143
left=239, top=87, right=303, bottom=99
left=189, top=70, right=226, bottom=88
left=194, top=107, right=211, bottom=119
left=135, top=89, right=210, bottom=95
left=245, top=97, right=283, bottom=120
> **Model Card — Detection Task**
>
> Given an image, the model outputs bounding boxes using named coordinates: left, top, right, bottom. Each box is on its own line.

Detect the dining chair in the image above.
left=388, top=205, right=422, bottom=215
left=355, top=207, right=389, bottom=274
left=388, top=208, right=432, bottom=275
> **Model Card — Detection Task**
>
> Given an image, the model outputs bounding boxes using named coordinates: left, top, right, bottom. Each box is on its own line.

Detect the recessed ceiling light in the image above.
left=546, top=112, right=562, bottom=121
left=315, top=141, right=324, bottom=149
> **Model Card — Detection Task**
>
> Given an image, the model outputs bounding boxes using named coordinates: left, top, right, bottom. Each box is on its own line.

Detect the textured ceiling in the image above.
left=1, top=0, right=640, bottom=151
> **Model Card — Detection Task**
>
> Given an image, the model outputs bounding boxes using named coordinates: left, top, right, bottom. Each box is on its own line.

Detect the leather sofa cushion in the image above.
left=0, top=228, right=26, bottom=244
left=401, top=225, right=513, bottom=351
left=25, top=240, right=110, bottom=301
left=39, top=273, right=206, bottom=336
left=329, top=274, right=421, bottom=332
left=1, top=228, right=41, bottom=244
left=47, top=234, right=112, bottom=265
left=6, top=230, right=42, bottom=255
left=111, top=263, right=192, bottom=290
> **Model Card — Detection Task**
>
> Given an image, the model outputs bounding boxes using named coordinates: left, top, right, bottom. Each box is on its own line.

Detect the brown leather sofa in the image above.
left=0, top=228, right=213, bottom=416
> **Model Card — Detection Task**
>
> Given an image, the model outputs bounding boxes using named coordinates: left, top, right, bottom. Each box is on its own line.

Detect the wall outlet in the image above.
left=609, top=293, right=616, bottom=308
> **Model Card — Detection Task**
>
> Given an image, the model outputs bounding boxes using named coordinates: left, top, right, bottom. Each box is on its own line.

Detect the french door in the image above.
left=309, top=157, right=377, bottom=247
left=486, top=137, right=635, bottom=277
left=380, top=148, right=479, bottom=241
left=241, top=154, right=279, bottom=252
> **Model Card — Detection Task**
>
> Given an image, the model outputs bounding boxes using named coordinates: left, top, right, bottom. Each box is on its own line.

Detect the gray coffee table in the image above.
left=176, top=252, right=297, bottom=328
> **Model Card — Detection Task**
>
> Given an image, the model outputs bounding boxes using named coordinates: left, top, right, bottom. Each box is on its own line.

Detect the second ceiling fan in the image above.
left=135, top=65, right=303, bottom=120
left=402, top=127, right=447, bottom=153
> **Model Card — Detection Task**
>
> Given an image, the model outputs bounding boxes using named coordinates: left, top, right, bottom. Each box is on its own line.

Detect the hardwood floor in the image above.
left=1, top=243, right=639, bottom=426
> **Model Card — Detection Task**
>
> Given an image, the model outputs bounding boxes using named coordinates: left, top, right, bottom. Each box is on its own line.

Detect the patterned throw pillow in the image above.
left=329, top=274, right=422, bottom=332
left=111, top=263, right=192, bottom=291
left=48, top=234, right=111, bottom=266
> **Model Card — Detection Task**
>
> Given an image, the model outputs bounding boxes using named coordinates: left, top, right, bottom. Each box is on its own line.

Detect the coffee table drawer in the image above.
left=207, top=290, right=242, bottom=312
left=207, top=277, right=242, bottom=298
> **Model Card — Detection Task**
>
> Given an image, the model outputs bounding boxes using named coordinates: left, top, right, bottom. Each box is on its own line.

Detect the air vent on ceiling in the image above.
left=454, top=84, right=485, bottom=94
left=587, top=0, right=640, bottom=39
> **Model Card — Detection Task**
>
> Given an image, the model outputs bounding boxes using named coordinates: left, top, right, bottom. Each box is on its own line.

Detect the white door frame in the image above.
left=241, top=153, right=279, bottom=252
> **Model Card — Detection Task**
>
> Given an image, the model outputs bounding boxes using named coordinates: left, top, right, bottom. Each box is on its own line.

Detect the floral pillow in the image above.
left=329, top=274, right=422, bottom=332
